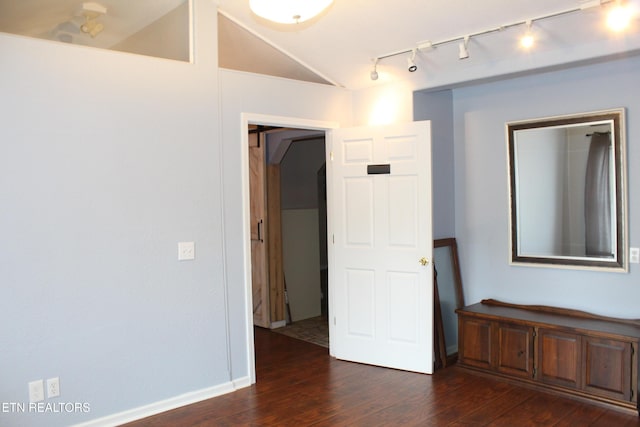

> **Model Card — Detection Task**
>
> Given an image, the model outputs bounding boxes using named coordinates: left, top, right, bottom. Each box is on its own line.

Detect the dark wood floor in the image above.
left=123, top=328, right=640, bottom=426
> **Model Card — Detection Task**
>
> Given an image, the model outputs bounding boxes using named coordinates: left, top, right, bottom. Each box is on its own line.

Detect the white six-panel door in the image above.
left=328, top=121, right=433, bottom=374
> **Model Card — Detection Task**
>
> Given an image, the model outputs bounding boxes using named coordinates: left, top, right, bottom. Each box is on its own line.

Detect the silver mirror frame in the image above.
left=506, top=108, right=628, bottom=272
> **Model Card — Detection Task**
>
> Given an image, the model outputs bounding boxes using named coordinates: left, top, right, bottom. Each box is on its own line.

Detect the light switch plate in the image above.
left=178, top=242, right=195, bottom=261
left=630, top=247, right=640, bottom=264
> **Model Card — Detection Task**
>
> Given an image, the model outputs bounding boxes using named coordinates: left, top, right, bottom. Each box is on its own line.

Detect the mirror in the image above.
left=507, top=108, right=627, bottom=271
left=433, top=238, right=464, bottom=369
left=0, top=0, right=191, bottom=62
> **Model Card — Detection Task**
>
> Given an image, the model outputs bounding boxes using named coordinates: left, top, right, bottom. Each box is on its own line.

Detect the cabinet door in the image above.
left=458, top=316, right=492, bottom=369
left=538, top=329, right=581, bottom=389
left=496, top=323, right=534, bottom=378
left=583, top=337, right=632, bottom=402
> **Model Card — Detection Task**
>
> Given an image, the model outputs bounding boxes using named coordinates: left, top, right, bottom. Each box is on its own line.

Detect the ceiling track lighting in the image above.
left=520, top=20, right=535, bottom=49
left=370, top=58, right=379, bottom=80
left=458, top=36, right=470, bottom=60
left=369, top=0, right=625, bottom=79
left=78, top=2, right=107, bottom=38
left=607, top=0, right=635, bottom=32
left=407, top=49, right=418, bottom=72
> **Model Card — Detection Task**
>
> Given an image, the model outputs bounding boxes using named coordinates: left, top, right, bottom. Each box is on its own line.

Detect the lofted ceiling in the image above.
left=2, top=1, right=639, bottom=90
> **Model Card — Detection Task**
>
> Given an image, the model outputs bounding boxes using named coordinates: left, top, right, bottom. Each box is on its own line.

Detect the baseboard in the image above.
left=233, top=375, right=252, bottom=389
left=73, top=376, right=252, bottom=427
left=270, top=320, right=287, bottom=329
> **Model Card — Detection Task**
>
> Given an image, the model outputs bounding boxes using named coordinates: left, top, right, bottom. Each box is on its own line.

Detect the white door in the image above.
left=328, top=121, right=433, bottom=374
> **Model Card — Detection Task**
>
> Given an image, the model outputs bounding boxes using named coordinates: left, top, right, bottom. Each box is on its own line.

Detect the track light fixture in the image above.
left=370, top=58, right=379, bottom=80
left=368, top=0, right=630, bottom=80
left=458, top=36, right=470, bottom=59
left=407, top=49, right=417, bottom=72
left=607, top=0, right=635, bottom=32
left=78, top=2, right=107, bottom=38
left=520, top=20, right=535, bottom=49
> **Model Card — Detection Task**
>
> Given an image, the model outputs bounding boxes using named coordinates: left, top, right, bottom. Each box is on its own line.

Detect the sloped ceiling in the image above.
left=218, top=13, right=332, bottom=85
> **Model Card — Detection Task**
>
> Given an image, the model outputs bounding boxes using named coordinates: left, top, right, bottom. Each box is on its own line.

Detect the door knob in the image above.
left=419, top=257, right=429, bottom=266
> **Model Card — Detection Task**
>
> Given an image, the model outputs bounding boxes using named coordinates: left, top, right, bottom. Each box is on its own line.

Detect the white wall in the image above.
left=452, top=55, right=640, bottom=317
left=0, top=1, right=231, bottom=426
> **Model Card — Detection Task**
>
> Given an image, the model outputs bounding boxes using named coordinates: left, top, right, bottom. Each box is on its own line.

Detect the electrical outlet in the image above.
left=178, top=241, right=195, bottom=261
left=28, top=380, right=44, bottom=403
left=47, top=377, right=60, bottom=398
left=630, top=247, right=640, bottom=264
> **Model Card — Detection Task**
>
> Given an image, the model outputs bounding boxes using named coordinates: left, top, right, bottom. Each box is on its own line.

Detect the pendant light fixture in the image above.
left=249, top=0, right=334, bottom=24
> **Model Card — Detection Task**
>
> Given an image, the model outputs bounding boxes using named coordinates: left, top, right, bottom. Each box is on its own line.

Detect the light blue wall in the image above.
left=413, top=89, right=455, bottom=239
left=452, top=55, right=640, bottom=317
left=0, top=1, right=229, bottom=426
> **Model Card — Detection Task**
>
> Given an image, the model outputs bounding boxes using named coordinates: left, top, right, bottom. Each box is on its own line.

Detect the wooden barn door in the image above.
left=250, top=130, right=269, bottom=327
left=250, top=128, right=286, bottom=328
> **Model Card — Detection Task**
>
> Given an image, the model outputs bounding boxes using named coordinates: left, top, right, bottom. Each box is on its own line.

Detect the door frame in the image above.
left=240, top=113, right=338, bottom=384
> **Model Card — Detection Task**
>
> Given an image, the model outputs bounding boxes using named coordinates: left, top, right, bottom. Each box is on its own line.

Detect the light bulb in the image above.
left=520, top=33, right=535, bottom=49
left=520, top=21, right=534, bottom=49
left=607, top=3, right=634, bottom=32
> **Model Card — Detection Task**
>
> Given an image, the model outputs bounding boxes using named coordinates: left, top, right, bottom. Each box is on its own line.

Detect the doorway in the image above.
left=249, top=125, right=328, bottom=336
left=241, top=114, right=338, bottom=383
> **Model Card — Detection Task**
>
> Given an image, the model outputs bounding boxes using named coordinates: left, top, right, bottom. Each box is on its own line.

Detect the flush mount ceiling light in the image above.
left=249, top=0, right=334, bottom=24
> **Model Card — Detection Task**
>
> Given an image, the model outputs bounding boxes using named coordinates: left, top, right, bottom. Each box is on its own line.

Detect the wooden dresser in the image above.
left=456, top=299, right=640, bottom=415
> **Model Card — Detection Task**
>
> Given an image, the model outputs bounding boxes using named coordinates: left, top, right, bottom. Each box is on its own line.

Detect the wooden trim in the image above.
left=481, top=299, right=640, bottom=327
left=267, top=164, right=285, bottom=324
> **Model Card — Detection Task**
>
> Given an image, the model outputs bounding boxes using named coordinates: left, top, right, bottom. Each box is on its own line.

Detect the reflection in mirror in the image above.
left=433, top=238, right=464, bottom=369
left=0, top=0, right=191, bottom=62
left=507, top=109, right=627, bottom=271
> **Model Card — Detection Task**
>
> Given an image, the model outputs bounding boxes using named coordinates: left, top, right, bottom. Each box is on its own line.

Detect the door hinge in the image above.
left=532, top=367, right=537, bottom=377
left=332, top=234, right=335, bottom=244
left=333, top=317, right=336, bottom=325
left=330, top=151, right=334, bottom=161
